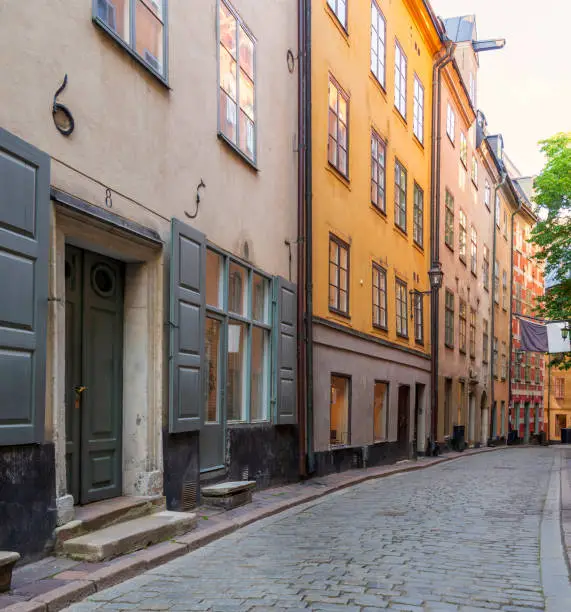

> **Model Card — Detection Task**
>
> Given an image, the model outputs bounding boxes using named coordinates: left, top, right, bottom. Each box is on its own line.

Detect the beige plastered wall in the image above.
left=0, top=0, right=298, bottom=523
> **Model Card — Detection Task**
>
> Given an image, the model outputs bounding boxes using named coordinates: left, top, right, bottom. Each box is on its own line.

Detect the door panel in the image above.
left=65, top=246, right=83, bottom=503
left=397, top=385, right=410, bottom=453
left=81, top=251, right=124, bottom=504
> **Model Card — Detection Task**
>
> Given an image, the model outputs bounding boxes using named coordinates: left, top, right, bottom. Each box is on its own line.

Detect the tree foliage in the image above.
left=530, top=132, right=571, bottom=369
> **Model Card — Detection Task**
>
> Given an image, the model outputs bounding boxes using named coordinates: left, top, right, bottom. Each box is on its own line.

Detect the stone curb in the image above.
left=3, top=445, right=514, bottom=612
left=559, top=448, right=571, bottom=573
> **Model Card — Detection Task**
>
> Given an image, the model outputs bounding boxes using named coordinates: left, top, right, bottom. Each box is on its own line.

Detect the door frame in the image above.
left=49, top=204, right=165, bottom=521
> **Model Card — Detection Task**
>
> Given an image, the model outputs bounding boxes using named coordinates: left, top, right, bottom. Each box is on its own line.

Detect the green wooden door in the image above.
left=65, top=246, right=124, bottom=505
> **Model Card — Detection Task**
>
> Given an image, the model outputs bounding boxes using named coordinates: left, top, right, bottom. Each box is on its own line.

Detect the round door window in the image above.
left=91, top=263, right=116, bottom=298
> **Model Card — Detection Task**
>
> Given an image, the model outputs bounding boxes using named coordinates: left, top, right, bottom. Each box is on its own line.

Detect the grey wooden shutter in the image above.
left=0, top=128, right=50, bottom=445
left=275, top=277, right=297, bottom=425
left=169, top=218, right=206, bottom=433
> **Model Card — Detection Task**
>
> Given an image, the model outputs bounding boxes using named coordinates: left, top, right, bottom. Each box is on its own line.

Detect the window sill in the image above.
left=459, top=256, right=467, bottom=266
left=471, top=179, right=478, bottom=190
left=370, top=73, right=387, bottom=98
left=413, top=240, right=424, bottom=254
left=218, top=133, right=259, bottom=172
left=394, top=224, right=408, bottom=239
left=447, top=133, right=455, bottom=147
left=471, top=270, right=477, bottom=278
left=329, top=307, right=351, bottom=320
left=445, top=242, right=454, bottom=253
left=445, top=343, right=455, bottom=350
left=415, top=339, right=425, bottom=347
left=325, top=5, right=349, bottom=42
left=370, top=203, right=387, bottom=220
left=393, top=107, right=408, bottom=128
left=93, top=17, right=170, bottom=89
left=460, top=160, right=468, bottom=171
left=373, top=323, right=389, bottom=333
left=326, top=163, right=351, bottom=189
left=396, top=332, right=409, bottom=340
left=413, top=134, right=425, bottom=151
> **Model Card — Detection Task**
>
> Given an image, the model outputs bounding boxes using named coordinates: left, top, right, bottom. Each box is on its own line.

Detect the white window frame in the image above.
left=413, top=75, right=424, bottom=143
left=327, top=0, right=347, bottom=29
left=446, top=103, right=455, bottom=142
left=370, top=1, right=386, bottom=88
left=394, top=41, right=407, bottom=119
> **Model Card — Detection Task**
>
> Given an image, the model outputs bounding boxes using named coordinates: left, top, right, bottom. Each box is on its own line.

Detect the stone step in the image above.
left=201, top=480, right=256, bottom=510
left=55, top=495, right=165, bottom=550
left=62, top=511, right=197, bottom=562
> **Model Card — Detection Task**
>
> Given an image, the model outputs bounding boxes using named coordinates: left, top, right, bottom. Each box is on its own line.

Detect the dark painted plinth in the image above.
left=163, top=430, right=200, bottom=511
left=0, top=444, right=57, bottom=563
left=227, top=424, right=299, bottom=488
left=314, top=441, right=408, bottom=477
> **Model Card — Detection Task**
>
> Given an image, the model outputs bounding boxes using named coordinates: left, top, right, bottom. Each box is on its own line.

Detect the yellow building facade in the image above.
left=310, top=0, right=442, bottom=469
left=546, top=367, right=571, bottom=441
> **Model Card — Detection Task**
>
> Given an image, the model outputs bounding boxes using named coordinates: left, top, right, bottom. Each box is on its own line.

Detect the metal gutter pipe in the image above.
left=489, top=170, right=507, bottom=438
left=429, top=42, right=454, bottom=454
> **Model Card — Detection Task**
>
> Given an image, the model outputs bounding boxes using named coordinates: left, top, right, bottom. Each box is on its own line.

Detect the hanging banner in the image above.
left=518, top=317, right=571, bottom=353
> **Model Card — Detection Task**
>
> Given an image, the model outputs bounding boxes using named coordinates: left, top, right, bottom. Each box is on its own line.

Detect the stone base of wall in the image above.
left=313, top=441, right=408, bottom=477
left=163, top=430, right=200, bottom=512
left=0, top=444, right=57, bottom=563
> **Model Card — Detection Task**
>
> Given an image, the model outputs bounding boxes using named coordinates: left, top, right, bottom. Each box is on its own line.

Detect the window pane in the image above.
left=219, top=2, right=236, bottom=57
left=239, top=111, right=255, bottom=160
left=135, top=0, right=164, bottom=71
left=239, top=28, right=254, bottom=79
left=97, top=0, right=130, bottom=42
left=328, top=83, right=338, bottom=111
left=227, top=321, right=247, bottom=421
left=239, top=71, right=255, bottom=120
left=330, top=376, right=350, bottom=445
left=251, top=327, right=269, bottom=421
left=205, top=318, right=222, bottom=423
left=228, top=262, right=248, bottom=315
left=252, top=274, right=269, bottom=323
left=206, top=249, right=223, bottom=308
left=374, top=382, right=388, bottom=441
left=141, top=0, right=162, bottom=19
left=220, top=90, right=237, bottom=143
left=220, top=46, right=237, bottom=99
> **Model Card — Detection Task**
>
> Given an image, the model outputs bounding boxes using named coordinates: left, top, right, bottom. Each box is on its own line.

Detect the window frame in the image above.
left=328, top=76, right=350, bottom=179
left=413, top=74, right=424, bottom=144
left=329, top=234, right=350, bottom=317
left=395, top=278, right=408, bottom=338
left=470, top=225, right=477, bottom=276
left=471, top=156, right=478, bottom=186
left=327, top=0, right=348, bottom=31
left=446, top=103, right=455, bottom=143
left=555, top=377, right=565, bottom=399
left=444, top=189, right=454, bottom=249
left=482, top=319, right=489, bottom=364
left=484, top=180, right=491, bottom=210
left=502, top=270, right=508, bottom=310
left=413, top=182, right=424, bottom=248
left=394, top=159, right=407, bottom=232
left=445, top=289, right=455, bottom=348
left=92, top=0, right=169, bottom=84
left=373, top=380, right=389, bottom=442
left=495, top=193, right=501, bottom=228
left=469, top=308, right=476, bottom=359
left=459, top=299, right=467, bottom=354
left=394, top=40, right=407, bottom=119
left=492, top=337, right=498, bottom=378
left=217, top=0, right=258, bottom=165
left=330, top=373, right=351, bottom=447
left=414, top=291, right=424, bottom=345
left=483, top=245, right=490, bottom=291
left=205, top=245, right=273, bottom=425
left=460, top=132, right=467, bottom=168
left=493, top=260, right=500, bottom=304
left=458, top=209, right=467, bottom=263
left=371, top=130, right=386, bottom=213
left=372, top=263, right=388, bottom=330
left=370, top=0, right=386, bottom=89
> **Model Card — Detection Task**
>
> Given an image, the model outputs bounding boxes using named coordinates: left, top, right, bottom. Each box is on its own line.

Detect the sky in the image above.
left=430, top=0, right=571, bottom=177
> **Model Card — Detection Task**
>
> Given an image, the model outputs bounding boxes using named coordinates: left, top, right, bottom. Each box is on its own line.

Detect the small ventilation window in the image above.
left=91, top=264, right=116, bottom=298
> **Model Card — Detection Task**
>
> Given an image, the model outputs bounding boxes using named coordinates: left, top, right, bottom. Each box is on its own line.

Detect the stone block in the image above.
left=0, top=551, right=21, bottom=593
left=201, top=481, right=256, bottom=510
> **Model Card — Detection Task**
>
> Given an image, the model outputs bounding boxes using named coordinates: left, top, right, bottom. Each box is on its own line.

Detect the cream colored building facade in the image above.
left=0, top=0, right=299, bottom=560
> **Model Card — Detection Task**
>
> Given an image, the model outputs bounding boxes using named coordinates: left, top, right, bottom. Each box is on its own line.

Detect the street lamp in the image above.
left=562, top=322, right=571, bottom=341
left=428, top=262, right=444, bottom=290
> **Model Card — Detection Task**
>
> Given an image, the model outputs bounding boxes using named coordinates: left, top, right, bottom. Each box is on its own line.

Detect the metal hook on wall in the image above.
left=52, top=74, right=75, bottom=136
left=105, top=188, right=113, bottom=208
left=185, top=179, right=206, bottom=219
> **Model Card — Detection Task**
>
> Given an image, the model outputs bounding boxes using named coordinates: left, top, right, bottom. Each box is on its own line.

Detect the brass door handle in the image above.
left=74, top=386, right=87, bottom=394
left=74, top=386, right=87, bottom=409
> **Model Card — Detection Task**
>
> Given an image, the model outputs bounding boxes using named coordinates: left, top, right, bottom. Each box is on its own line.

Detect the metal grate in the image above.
left=182, top=481, right=197, bottom=511
left=241, top=466, right=249, bottom=481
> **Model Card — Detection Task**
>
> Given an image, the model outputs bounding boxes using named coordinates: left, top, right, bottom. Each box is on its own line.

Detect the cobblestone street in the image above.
left=67, top=449, right=564, bottom=612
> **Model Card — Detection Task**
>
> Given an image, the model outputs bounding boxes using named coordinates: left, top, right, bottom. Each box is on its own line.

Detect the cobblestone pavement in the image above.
left=68, top=448, right=558, bottom=612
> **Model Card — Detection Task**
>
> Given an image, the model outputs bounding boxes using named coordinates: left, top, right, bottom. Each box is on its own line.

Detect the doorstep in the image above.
left=0, top=445, right=506, bottom=612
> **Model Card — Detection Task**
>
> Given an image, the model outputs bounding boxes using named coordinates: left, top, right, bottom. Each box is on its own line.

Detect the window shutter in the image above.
left=0, top=128, right=50, bottom=445
left=169, top=218, right=206, bottom=433
left=275, top=277, right=297, bottom=425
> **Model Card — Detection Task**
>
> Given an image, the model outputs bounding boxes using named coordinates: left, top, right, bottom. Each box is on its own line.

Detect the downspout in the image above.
left=489, top=169, right=507, bottom=440
left=547, top=359, right=551, bottom=443
left=303, top=0, right=314, bottom=474
left=296, top=0, right=307, bottom=477
left=507, top=189, right=523, bottom=428
left=429, top=41, right=454, bottom=454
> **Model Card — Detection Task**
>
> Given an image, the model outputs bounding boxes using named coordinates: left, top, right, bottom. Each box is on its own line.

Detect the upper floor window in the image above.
left=460, top=133, right=467, bottom=167
left=459, top=210, right=467, bottom=263
left=493, top=260, right=500, bottom=304
left=394, top=159, right=407, bottom=232
left=555, top=377, right=565, bottom=399
left=372, top=263, right=387, bottom=329
left=446, top=104, right=455, bottom=142
left=502, top=270, right=508, bottom=310
left=483, top=245, right=490, bottom=291
left=470, top=226, right=477, bottom=276
left=327, top=0, right=347, bottom=30
left=219, top=1, right=256, bottom=162
left=394, top=41, right=407, bottom=118
left=328, top=78, right=349, bottom=178
left=471, top=157, right=478, bottom=185
left=445, top=290, right=455, bottom=348
left=414, top=292, right=424, bottom=344
left=484, top=180, right=491, bottom=209
left=413, top=75, right=424, bottom=143
left=444, top=190, right=454, bottom=248
left=371, top=131, right=386, bottom=212
left=503, top=210, right=508, bottom=238
left=482, top=319, right=489, bottom=364
left=94, top=0, right=167, bottom=80
left=495, top=194, right=501, bottom=227
left=459, top=299, right=467, bottom=354
left=413, top=183, right=424, bottom=248
left=395, top=279, right=408, bottom=338
left=469, top=308, right=476, bottom=359
left=329, top=235, right=350, bottom=315
left=370, top=1, right=386, bottom=88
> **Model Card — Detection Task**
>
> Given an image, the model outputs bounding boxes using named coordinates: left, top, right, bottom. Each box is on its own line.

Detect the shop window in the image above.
left=330, top=375, right=351, bottom=446
left=373, top=381, right=388, bottom=442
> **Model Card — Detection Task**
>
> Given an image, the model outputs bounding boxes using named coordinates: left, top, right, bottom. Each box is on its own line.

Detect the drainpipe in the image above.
left=547, top=359, right=551, bottom=443
left=507, top=190, right=523, bottom=428
left=296, top=0, right=307, bottom=477
left=302, top=0, right=314, bottom=474
left=489, top=170, right=507, bottom=440
left=429, top=41, right=454, bottom=455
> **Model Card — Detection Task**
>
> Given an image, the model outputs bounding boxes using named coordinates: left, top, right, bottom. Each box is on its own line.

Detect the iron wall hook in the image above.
left=185, top=179, right=206, bottom=219
left=52, top=74, right=75, bottom=136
